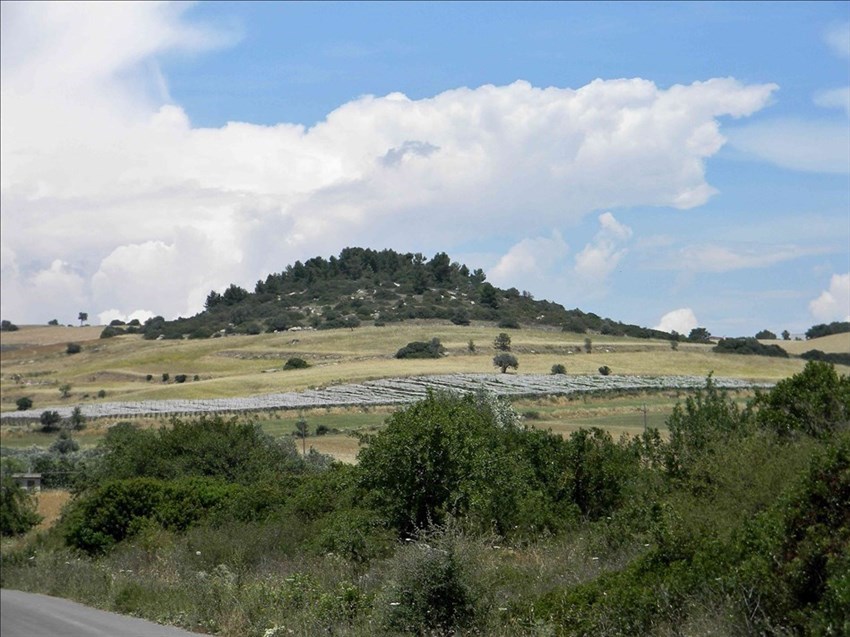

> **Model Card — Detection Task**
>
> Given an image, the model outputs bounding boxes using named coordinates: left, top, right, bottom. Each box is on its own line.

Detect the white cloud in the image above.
left=809, top=273, right=850, bottom=322
left=814, top=87, right=850, bottom=117
left=0, top=3, right=778, bottom=323
left=97, top=309, right=156, bottom=326
left=488, top=231, right=569, bottom=285
left=727, top=119, right=850, bottom=174
left=573, top=212, right=633, bottom=286
left=670, top=243, right=820, bottom=273
left=824, top=22, right=850, bottom=59
left=654, top=308, right=699, bottom=335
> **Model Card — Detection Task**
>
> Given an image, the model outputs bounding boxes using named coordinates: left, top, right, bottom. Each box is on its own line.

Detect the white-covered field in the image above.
left=0, top=373, right=771, bottom=424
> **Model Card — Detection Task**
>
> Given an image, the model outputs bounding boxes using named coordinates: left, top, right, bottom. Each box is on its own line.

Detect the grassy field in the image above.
left=2, top=322, right=847, bottom=461
left=4, top=322, right=844, bottom=414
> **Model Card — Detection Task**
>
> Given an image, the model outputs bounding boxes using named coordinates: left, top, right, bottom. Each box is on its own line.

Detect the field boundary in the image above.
left=0, top=373, right=772, bottom=423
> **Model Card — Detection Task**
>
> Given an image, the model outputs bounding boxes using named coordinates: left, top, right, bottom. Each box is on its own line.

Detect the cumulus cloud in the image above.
left=488, top=231, right=569, bottom=286
left=0, top=3, right=778, bottom=323
left=573, top=212, right=633, bottom=287
left=809, top=273, right=850, bottom=322
left=654, top=308, right=699, bottom=335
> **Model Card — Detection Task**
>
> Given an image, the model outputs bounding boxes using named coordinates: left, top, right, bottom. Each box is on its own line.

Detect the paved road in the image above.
left=1, top=590, right=202, bottom=637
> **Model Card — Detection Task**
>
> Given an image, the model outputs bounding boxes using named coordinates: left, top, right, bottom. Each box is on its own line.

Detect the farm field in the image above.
left=2, top=322, right=846, bottom=462
left=3, top=322, right=842, bottom=414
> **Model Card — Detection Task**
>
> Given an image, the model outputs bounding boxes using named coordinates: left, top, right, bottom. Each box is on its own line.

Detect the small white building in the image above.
left=12, top=473, right=42, bottom=491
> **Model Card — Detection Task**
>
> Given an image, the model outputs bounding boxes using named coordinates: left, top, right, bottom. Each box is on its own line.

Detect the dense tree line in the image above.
left=806, top=321, right=850, bottom=339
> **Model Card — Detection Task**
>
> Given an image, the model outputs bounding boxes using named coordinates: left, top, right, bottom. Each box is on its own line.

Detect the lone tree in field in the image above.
left=39, top=410, right=61, bottom=433
left=78, top=312, right=88, bottom=326
left=493, top=332, right=512, bottom=351
left=493, top=353, right=518, bottom=373
left=295, top=418, right=309, bottom=456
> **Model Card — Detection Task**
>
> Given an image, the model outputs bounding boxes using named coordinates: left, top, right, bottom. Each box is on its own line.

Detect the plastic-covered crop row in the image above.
left=1, top=373, right=771, bottom=422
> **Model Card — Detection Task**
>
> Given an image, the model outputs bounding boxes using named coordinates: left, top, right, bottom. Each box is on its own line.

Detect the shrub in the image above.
left=83, top=415, right=305, bottom=487
left=801, top=349, right=850, bottom=367
left=174, top=374, right=187, bottom=383
left=51, top=430, right=79, bottom=454
left=145, top=374, right=153, bottom=382
left=754, top=361, right=850, bottom=439
left=379, top=527, right=482, bottom=635
left=493, top=332, right=511, bottom=351
left=69, top=405, right=86, bottom=430
left=357, top=391, right=567, bottom=537
left=713, top=337, right=788, bottom=358
left=161, top=373, right=169, bottom=382
left=395, top=338, right=445, bottom=359
left=15, top=397, right=33, bottom=411
left=97, top=389, right=106, bottom=398
left=755, top=329, right=777, bottom=340
left=598, top=365, right=611, bottom=376
left=62, top=477, right=249, bottom=554
left=66, top=342, right=82, bottom=355
left=283, top=357, right=310, bottom=370
left=451, top=310, right=471, bottom=326
left=551, top=363, right=567, bottom=375
left=39, top=410, right=62, bottom=433
left=0, top=319, right=19, bottom=332
left=99, top=326, right=121, bottom=338
left=0, top=474, right=41, bottom=536
left=498, top=317, right=520, bottom=329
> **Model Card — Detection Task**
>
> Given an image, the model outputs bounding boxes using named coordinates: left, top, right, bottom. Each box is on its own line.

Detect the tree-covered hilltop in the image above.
left=132, top=247, right=675, bottom=341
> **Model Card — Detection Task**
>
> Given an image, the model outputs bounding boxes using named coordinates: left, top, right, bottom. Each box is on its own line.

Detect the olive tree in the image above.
left=493, top=353, right=518, bottom=373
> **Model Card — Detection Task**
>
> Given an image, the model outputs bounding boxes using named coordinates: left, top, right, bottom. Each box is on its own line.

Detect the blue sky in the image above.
left=1, top=1, right=848, bottom=336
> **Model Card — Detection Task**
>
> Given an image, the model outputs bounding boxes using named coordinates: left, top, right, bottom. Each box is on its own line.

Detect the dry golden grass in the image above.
left=761, top=333, right=850, bottom=355
left=2, top=322, right=847, bottom=414
left=34, top=489, right=72, bottom=532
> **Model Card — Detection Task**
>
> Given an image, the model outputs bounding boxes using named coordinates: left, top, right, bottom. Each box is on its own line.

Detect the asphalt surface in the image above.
left=1, top=590, right=203, bottom=637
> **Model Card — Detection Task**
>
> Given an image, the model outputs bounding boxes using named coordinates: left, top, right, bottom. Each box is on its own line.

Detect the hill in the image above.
left=130, top=247, right=676, bottom=341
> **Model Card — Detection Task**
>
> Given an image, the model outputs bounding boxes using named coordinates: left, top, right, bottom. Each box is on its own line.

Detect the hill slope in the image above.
left=132, top=247, right=675, bottom=341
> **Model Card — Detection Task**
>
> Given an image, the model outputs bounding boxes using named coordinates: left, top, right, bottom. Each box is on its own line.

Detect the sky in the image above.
left=1, top=1, right=849, bottom=337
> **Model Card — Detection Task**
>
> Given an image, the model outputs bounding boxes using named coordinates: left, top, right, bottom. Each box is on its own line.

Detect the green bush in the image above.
left=357, top=391, right=570, bottom=537
left=66, top=342, right=82, bottom=355
left=551, top=363, right=567, bottom=375
left=754, top=361, right=850, bottom=439
left=283, top=357, right=310, bottom=370
left=395, top=338, right=445, bottom=359
left=62, top=477, right=247, bottom=554
left=379, top=527, right=482, bottom=635
left=15, top=397, right=32, bottom=411
left=0, top=474, right=41, bottom=536
left=82, top=416, right=305, bottom=487
left=713, top=337, right=788, bottom=357
left=39, top=410, right=61, bottom=433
